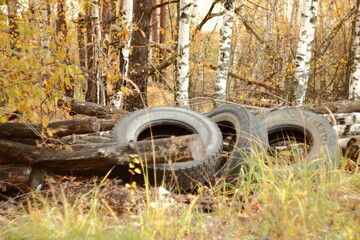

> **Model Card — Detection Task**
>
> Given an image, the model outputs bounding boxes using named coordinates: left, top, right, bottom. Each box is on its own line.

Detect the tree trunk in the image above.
left=91, top=0, right=106, bottom=105
left=113, top=0, right=133, bottom=109
left=293, top=0, right=319, bottom=106
left=159, top=0, right=167, bottom=80
left=39, top=0, right=51, bottom=63
left=214, top=0, right=235, bottom=106
left=123, top=0, right=152, bottom=111
left=174, top=0, right=191, bottom=107
left=85, top=8, right=96, bottom=103
left=56, top=0, right=74, bottom=98
left=101, top=0, right=112, bottom=56
left=7, top=0, right=19, bottom=52
left=348, top=0, right=360, bottom=100
left=77, top=13, right=87, bottom=71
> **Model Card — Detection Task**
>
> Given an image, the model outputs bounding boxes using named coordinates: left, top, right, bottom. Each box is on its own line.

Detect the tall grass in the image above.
left=1, top=151, right=359, bottom=240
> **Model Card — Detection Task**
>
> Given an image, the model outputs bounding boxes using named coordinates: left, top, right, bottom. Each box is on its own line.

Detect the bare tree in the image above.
left=293, top=0, right=319, bottom=106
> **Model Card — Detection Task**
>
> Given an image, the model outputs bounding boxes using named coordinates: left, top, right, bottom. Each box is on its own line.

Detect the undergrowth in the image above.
left=0, top=152, right=359, bottom=240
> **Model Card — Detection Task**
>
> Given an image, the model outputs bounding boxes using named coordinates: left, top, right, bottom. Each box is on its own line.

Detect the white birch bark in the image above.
left=293, top=0, right=319, bottom=106
left=91, top=0, right=105, bottom=105
left=175, top=0, right=191, bottom=107
left=349, top=0, right=360, bottom=100
left=214, top=0, right=235, bottom=104
left=112, top=0, right=133, bottom=108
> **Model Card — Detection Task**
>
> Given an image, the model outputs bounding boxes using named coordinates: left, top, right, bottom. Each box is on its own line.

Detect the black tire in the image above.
left=259, top=109, right=340, bottom=169
left=206, top=104, right=268, bottom=178
left=112, top=106, right=223, bottom=190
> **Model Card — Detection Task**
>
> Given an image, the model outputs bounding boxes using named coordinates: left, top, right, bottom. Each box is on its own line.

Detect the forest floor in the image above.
left=0, top=161, right=360, bottom=240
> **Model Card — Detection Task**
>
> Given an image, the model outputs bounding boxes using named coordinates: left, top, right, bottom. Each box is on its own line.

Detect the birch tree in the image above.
left=293, top=0, right=319, bottom=106
left=86, top=0, right=106, bottom=105
left=214, top=0, right=235, bottom=105
left=175, top=0, right=191, bottom=107
left=348, top=0, right=360, bottom=100
left=112, top=0, right=133, bottom=108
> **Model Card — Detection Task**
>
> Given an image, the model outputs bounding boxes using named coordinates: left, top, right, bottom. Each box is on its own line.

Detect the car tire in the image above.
left=259, top=109, right=340, bottom=169
left=112, top=106, right=223, bottom=190
left=206, top=104, right=268, bottom=179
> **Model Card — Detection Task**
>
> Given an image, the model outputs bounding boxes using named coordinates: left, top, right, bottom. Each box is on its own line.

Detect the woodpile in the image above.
left=1, top=97, right=359, bottom=192
left=0, top=98, right=204, bottom=192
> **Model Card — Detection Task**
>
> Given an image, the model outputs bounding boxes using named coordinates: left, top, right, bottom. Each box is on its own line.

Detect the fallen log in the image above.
left=0, top=117, right=100, bottom=139
left=60, top=134, right=112, bottom=144
left=250, top=100, right=360, bottom=115
left=100, top=119, right=117, bottom=131
left=0, top=134, right=206, bottom=169
left=58, top=97, right=127, bottom=118
left=322, top=112, right=360, bottom=125
left=298, top=100, right=360, bottom=114
left=333, top=124, right=360, bottom=138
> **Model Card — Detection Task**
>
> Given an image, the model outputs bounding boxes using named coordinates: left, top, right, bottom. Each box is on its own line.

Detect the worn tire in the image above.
left=206, top=104, right=268, bottom=178
left=259, top=109, right=340, bottom=169
left=112, top=106, right=223, bottom=190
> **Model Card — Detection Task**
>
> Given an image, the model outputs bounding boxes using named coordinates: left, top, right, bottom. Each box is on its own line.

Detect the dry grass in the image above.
left=0, top=152, right=359, bottom=240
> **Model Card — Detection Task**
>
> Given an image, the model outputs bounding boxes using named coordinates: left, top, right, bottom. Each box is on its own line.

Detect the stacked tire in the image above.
left=112, top=105, right=340, bottom=190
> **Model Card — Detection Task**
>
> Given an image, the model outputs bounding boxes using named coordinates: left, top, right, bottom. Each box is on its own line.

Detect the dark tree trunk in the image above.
left=101, top=0, right=112, bottom=56
left=123, top=0, right=152, bottom=111
left=77, top=13, right=86, bottom=71
left=151, top=0, right=159, bottom=82
left=85, top=8, right=97, bottom=103
left=159, top=0, right=167, bottom=80
left=56, top=0, right=74, bottom=97
left=7, top=0, right=19, bottom=52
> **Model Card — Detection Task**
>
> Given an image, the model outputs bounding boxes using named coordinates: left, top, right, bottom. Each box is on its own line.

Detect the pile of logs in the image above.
left=1, top=97, right=359, bottom=192
left=0, top=98, right=204, bottom=192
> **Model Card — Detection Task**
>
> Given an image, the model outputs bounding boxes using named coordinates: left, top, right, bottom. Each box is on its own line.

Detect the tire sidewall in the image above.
left=207, top=104, right=268, bottom=176
left=260, top=109, right=340, bottom=169
left=113, top=106, right=223, bottom=170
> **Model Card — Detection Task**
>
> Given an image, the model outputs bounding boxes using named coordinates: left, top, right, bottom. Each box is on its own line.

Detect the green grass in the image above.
left=1, top=153, right=359, bottom=240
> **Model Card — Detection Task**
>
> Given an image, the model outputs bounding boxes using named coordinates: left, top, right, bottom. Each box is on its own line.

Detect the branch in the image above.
left=318, top=6, right=356, bottom=55
left=207, top=63, right=277, bottom=92
left=152, top=0, right=180, bottom=10
left=194, top=0, right=221, bottom=33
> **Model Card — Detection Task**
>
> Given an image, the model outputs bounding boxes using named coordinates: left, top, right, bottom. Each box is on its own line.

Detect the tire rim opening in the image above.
left=216, top=121, right=237, bottom=153
left=267, top=125, right=313, bottom=165
left=136, top=122, right=196, bottom=141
